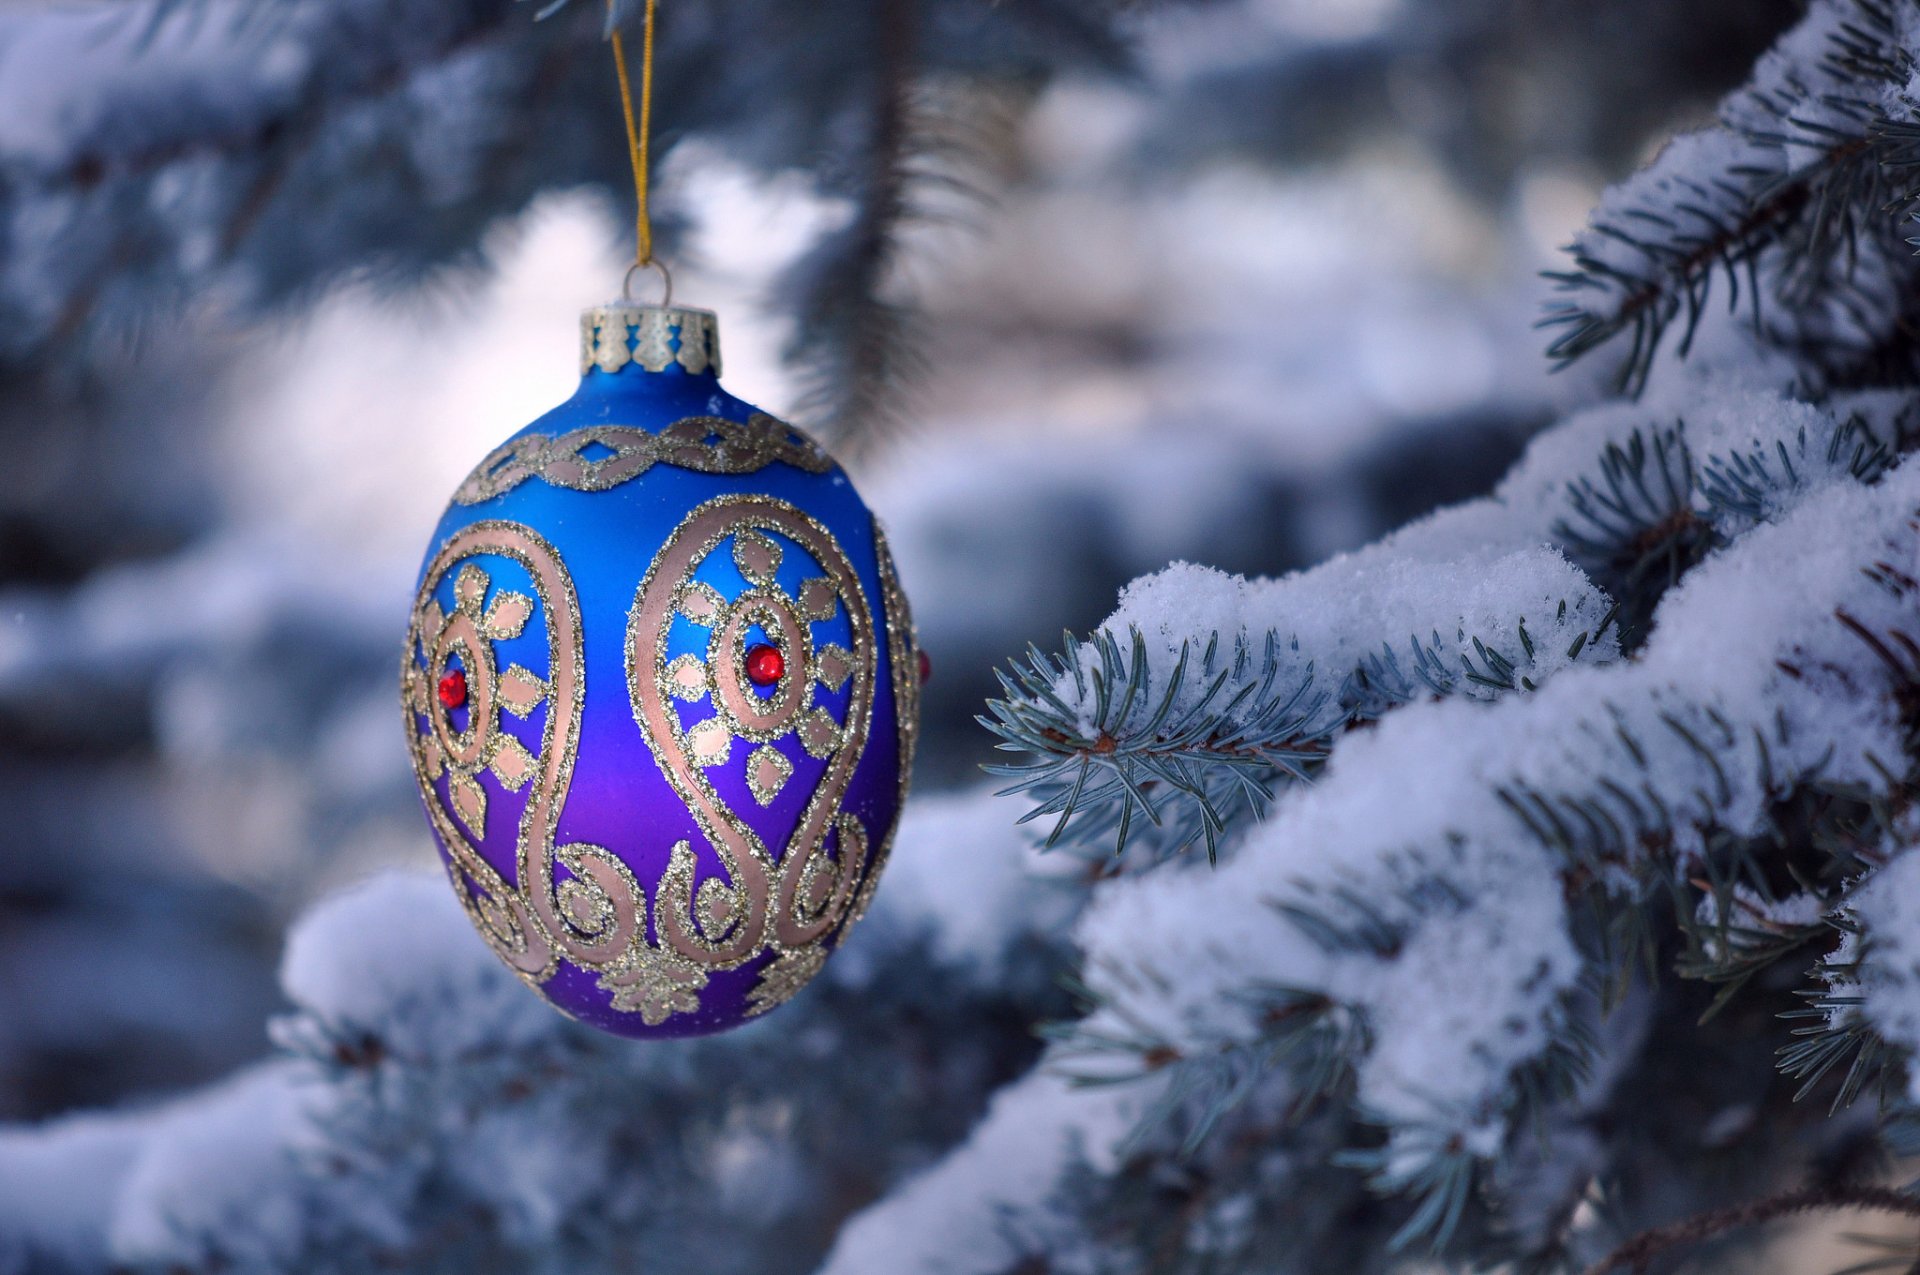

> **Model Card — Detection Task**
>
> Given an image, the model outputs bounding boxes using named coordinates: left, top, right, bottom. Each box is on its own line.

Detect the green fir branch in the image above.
left=984, top=609, right=1614, bottom=865
left=981, top=627, right=1333, bottom=864
left=1553, top=422, right=1713, bottom=646
left=1699, top=414, right=1895, bottom=522
left=1541, top=0, right=1920, bottom=393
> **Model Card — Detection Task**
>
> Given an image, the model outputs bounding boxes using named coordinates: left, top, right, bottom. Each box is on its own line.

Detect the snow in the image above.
left=1546, top=0, right=1920, bottom=400
left=816, top=1069, right=1141, bottom=1275
left=0, top=1106, right=153, bottom=1270
left=1101, top=541, right=1611, bottom=716
left=1562, top=128, right=1772, bottom=288
left=0, top=1061, right=314, bottom=1272
left=0, top=873, right=533, bottom=1271
left=1353, top=856, right=1578, bottom=1151
left=279, top=870, right=561, bottom=1061
left=837, top=788, right=1075, bottom=978
left=0, top=779, right=1081, bottom=1270
left=6, top=2, right=1920, bottom=1268
left=1071, top=456, right=1920, bottom=1160
left=107, top=1063, right=312, bottom=1269
left=826, top=377, right=1920, bottom=1263
left=9, top=279, right=1910, bottom=1275
left=1693, top=885, right=1828, bottom=962
left=1731, top=0, right=1911, bottom=173
left=1849, top=849, right=1920, bottom=1103
left=1069, top=380, right=1903, bottom=740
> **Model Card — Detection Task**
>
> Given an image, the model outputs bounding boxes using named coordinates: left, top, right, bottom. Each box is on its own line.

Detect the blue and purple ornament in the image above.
left=401, top=302, right=919, bottom=1037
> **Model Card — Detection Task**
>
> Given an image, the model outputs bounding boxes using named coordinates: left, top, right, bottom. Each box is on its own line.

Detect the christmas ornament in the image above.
left=399, top=1, right=919, bottom=1037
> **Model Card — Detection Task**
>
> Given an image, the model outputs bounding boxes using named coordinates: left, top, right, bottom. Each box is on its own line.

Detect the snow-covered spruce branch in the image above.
left=819, top=389, right=1920, bottom=1273
left=1067, top=467, right=1920, bottom=1250
left=1792, top=829, right=1920, bottom=1120
left=981, top=565, right=1618, bottom=864
left=0, top=791, right=1075, bottom=1275
left=1555, top=407, right=1910, bottom=652
left=1541, top=0, right=1920, bottom=394
left=985, top=386, right=1913, bottom=865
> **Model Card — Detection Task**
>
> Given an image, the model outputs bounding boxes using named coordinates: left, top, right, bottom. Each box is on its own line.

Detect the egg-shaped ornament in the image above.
left=401, top=302, right=920, bottom=1037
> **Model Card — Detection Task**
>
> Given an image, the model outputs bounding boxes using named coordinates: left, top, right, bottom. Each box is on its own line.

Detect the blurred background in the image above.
left=0, top=0, right=1797, bottom=1127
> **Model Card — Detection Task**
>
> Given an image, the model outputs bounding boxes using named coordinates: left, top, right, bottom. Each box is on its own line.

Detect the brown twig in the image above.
left=1580, top=1184, right=1920, bottom=1275
left=1592, top=137, right=1871, bottom=344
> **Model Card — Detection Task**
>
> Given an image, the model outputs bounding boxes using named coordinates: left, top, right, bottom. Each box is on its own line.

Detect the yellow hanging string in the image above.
left=608, top=0, right=658, bottom=269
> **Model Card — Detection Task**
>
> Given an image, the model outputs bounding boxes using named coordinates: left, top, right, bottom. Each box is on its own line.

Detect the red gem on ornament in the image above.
left=745, top=643, right=785, bottom=687
left=437, top=669, right=469, bottom=710
left=917, top=649, right=932, bottom=685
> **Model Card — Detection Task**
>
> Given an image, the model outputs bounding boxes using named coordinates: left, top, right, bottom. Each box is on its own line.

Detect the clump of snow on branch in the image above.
left=1844, top=849, right=1920, bottom=1104
left=1087, top=378, right=1902, bottom=733
left=1081, top=458, right=1917, bottom=1111
left=1544, top=0, right=1920, bottom=392
left=277, top=872, right=559, bottom=1061
left=1100, top=542, right=1611, bottom=713
left=826, top=371, right=1920, bottom=1271
left=0, top=785, right=1071, bottom=1272
left=818, top=1072, right=1141, bottom=1275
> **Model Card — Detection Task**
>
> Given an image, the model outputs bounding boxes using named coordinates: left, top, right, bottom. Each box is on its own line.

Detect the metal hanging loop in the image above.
left=622, top=258, right=674, bottom=308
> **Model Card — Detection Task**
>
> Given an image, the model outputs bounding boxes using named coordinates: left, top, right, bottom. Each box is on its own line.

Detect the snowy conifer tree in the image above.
left=11, top=0, right=1920, bottom=1272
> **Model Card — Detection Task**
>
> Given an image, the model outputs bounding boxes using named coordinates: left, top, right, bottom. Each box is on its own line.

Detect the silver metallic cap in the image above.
left=579, top=304, right=722, bottom=378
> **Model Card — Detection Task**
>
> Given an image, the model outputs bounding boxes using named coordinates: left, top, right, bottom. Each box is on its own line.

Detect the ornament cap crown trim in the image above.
left=580, top=304, right=722, bottom=379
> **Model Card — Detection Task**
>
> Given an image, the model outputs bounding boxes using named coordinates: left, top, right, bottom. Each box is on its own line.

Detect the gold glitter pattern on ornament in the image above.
left=408, top=564, right=538, bottom=834
left=845, top=522, right=922, bottom=931
left=598, top=930, right=709, bottom=1027
left=403, top=521, right=645, bottom=991
left=743, top=946, right=827, bottom=1019
left=453, top=414, right=829, bottom=505
left=627, top=495, right=878, bottom=1016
